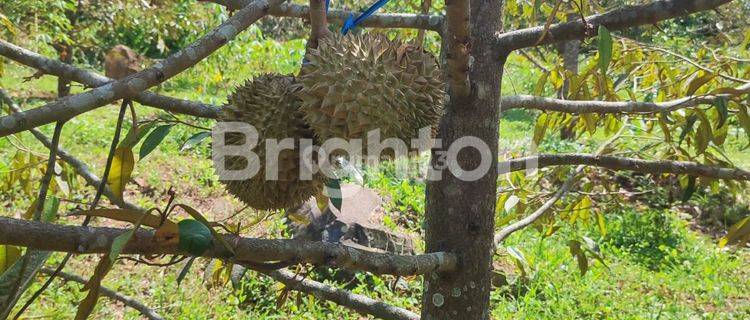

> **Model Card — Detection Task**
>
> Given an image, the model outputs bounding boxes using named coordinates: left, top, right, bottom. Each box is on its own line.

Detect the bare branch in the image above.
left=38, top=268, right=164, bottom=320
left=0, top=217, right=457, bottom=276
left=443, top=0, right=471, bottom=98
left=200, top=1, right=444, bottom=31
left=501, top=82, right=750, bottom=113
left=499, top=154, right=750, bottom=181
left=261, top=269, right=419, bottom=320
left=494, top=0, right=733, bottom=53
left=0, top=40, right=220, bottom=119
left=0, top=0, right=283, bottom=136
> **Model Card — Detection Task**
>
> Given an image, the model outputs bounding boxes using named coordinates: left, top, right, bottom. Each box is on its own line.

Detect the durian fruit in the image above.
left=218, top=74, right=325, bottom=210
left=296, top=33, right=444, bottom=159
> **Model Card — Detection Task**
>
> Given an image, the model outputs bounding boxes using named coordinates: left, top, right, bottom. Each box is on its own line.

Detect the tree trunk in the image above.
left=421, top=0, right=504, bottom=319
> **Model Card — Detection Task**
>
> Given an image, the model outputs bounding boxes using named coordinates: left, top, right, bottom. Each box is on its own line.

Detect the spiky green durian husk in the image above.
left=218, top=74, right=325, bottom=210
left=297, top=33, right=444, bottom=158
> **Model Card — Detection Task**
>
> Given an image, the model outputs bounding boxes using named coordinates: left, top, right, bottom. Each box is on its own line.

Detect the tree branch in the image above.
left=200, top=1, right=444, bottom=31
left=38, top=268, right=164, bottom=320
left=498, top=154, right=750, bottom=180
left=0, top=40, right=220, bottom=119
left=0, top=0, right=283, bottom=136
left=494, top=0, right=733, bottom=52
left=501, top=82, right=750, bottom=113
left=495, top=126, right=628, bottom=245
left=260, top=269, right=419, bottom=320
left=0, top=217, right=457, bottom=276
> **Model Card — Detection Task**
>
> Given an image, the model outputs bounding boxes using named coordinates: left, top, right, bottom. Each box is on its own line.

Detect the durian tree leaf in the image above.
left=106, top=147, right=135, bottom=199
left=597, top=26, right=612, bottom=75
left=719, top=216, right=750, bottom=248
left=681, top=176, right=698, bottom=202
left=567, top=240, right=589, bottom=276
left=0, top=246, right=21, bottom=274
left=180, top=131, right=211, bottom=152
left=533, top=113, right=549, bottom=145
left=178, top=219, right=213, bottom=256
left=176, top=257, right=196, bottom=286
left=506, top=246, right=530, bottom=279
left=119, top=121, right=157, bottom=149
left=173, top=204, right=235, bottom=255
left=713, top=97, right=729, bottom=129
left=139, top=124, right=173, bottom=160
left=685, top=71, right=715, bottom=96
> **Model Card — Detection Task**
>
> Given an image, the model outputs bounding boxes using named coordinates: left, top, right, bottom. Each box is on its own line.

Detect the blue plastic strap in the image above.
left=341, top=0, right=390, bottom=34
left=325, top=0, right=330, bottom=13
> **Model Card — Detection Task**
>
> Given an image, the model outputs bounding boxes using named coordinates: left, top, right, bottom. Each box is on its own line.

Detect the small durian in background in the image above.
left=218, top=74, right=325, bottom=210
left=296, top=33, right=444, bottom=159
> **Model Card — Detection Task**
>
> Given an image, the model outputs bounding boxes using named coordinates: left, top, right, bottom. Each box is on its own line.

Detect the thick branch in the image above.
left=499, top=154, right=750, bottom=180
left=0, top=0, right=282, bottom=136
left=39, top=268, right=164, bottom=320
left=261, top=269, right=419, bottom=320
left=501, top=82, right=750, bottom=113
left=0, top=217, right=456, bottom=276
left=494, top=0, right=733, bottom=52
left=201, top=1, right=443, bottom=31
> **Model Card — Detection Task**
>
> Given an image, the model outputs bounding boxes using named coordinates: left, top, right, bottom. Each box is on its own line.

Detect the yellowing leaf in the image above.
left=719, top=216, right=750, bottom=248
left=0, top=245, right=22, bottom=274
left=107, top=146, right=135, bottom=199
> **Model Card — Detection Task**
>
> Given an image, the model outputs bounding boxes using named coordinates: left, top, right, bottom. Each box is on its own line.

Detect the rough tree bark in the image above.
left=422, top=0, right=504, bottom=318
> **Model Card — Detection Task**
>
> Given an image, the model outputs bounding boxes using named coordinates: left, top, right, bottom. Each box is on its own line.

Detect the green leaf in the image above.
left=713, top=98, right=729, bottom=129
left=178, top=219, right=213, bottom=256
left=682, top=176, right=697, bottom=202
left=108, top=210, right=148, bottom=263
left=180, top=131, right=211, bottom=152
left=567, top=240, right=588, bottom=276
left=506, top=246, right=530, bottom=279
left=107, top=147, right=135, bottom=199
left=119, top=121, right=156, bottom=149
left=139, top=124, right=173, bottom=160
left=597, top=26, right=612, bottom=75
left=173, top=204, right=234, bottom=255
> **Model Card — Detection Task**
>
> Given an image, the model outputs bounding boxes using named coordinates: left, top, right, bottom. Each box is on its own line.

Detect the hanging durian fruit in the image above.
left=296, top=33, right=444, bottom=158
left=218, top=74, right=325, bottom=210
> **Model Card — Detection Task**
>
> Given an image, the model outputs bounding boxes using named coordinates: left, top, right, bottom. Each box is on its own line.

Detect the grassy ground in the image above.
left=1, top=36, right=750, bottom=319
